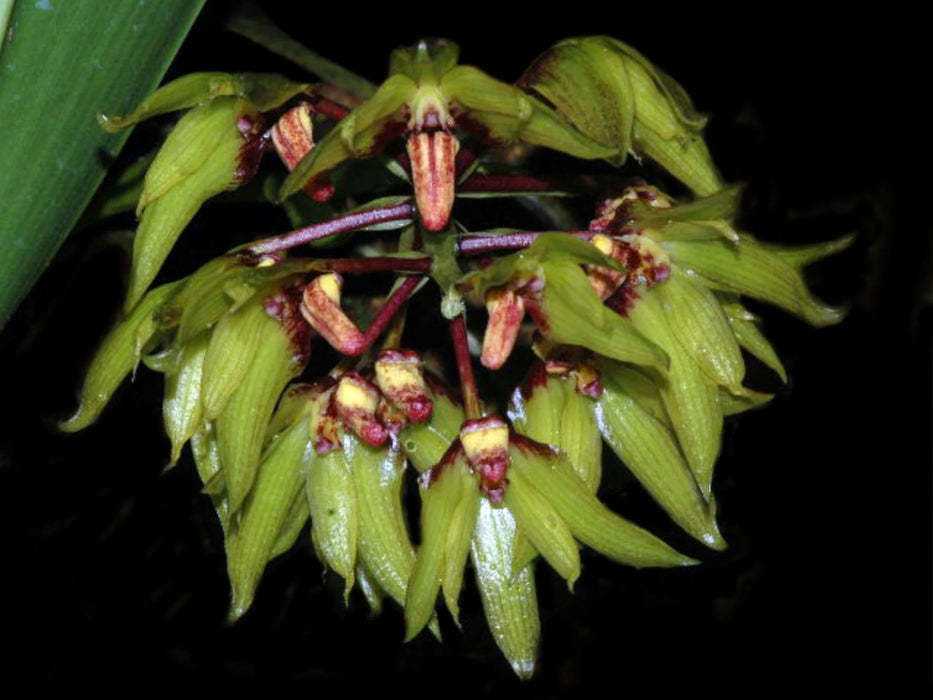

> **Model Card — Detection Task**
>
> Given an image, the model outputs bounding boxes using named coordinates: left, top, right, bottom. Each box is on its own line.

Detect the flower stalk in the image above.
left=449, top=314, right=482, bottom=420
left=248, top=201, right=415, bottom=255
left=62, top=34, right=851, bottom=679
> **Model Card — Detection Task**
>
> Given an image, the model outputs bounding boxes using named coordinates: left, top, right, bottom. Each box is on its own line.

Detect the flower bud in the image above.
left=272, top=104, right=315, bottom=170
left=585, top=234, right=626, bottom=299
left=300, top=273, right=367, bottom=355
left=374, top=349, right=433, bottom=422
left=460, top=416, right=510, bottom=502
left=481, top=287, right=525, bottom=369
left=334, top=372, right=388, bottom=447
left=271, top=103, right=334, bottom=202
left=399, top=373, right=465, bottom=473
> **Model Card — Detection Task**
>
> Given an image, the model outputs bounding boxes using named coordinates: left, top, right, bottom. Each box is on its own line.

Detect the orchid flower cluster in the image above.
left=64, top=37, right=848, bottom=677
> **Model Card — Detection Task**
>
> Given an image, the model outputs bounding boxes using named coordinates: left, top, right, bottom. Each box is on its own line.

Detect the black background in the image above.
left=2, top=2, right=928, bottom=693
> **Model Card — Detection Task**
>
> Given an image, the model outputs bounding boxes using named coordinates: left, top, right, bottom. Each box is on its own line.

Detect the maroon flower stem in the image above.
left=458, top=173, right=608, bottom=194
left=381, top=304, right=407, bottom=350
left=249, top=201, right=414, bottom=255
left=449, top=314, right=482, bottom=420
left=315, top=256, right=431, bottom=275
left=311, top=95, right=351, bottom=121
left=361, top=275, right=424, bottom=348
left=455, top=146, right=478, bottom=177
left=458, top=231, right=591, bottom=255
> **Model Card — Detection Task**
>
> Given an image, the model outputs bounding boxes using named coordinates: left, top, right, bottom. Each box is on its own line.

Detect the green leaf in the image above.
left=228, top=415, right=313, bottom=620
left=0, top=0, right=206, bottom=329
left=308, top=445, right=359, bottom=600
left=627, top=291, right=723, bottom=498
left=163, top=331, right=210, bottom=467
left=441, top=482, right=480, bottom=625
left=127, top=97, right=256, bottom=308
left=503, top=464, right=580, bottom=587
left=510, top=438, right=700, bottom=566
left=97, top=72, right=312, bottom=131
left=596, top=363, right=725, bottom=549
left=347, top=439, right=419, bottom=614
left=443, top=65, right=615, bottom=160
left=537, top=261, right=668, bottom=369
left=405, top=457, right=470, bottom=640
left=655, top=267, right=745, bottom=389
left=663, top=235, right=846, bottom=326
left=215, top=309, right=301, bottom=515
left=521, top=36, right=722, bottom=195
left=61, top=281, right=181, bottom=432
left=633, top=185, right=742, bottom=228
left=471, top=500, right=540, bottom=679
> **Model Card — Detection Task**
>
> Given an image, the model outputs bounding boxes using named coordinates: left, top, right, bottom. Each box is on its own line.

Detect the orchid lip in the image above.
left=407, top=130, right=459, bottom=232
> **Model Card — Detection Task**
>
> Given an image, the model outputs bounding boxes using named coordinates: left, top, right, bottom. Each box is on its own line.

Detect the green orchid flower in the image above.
left=59, top=33, right=852, bottom=680
left=520, top=36, right=723, bottom=196
left=280, top=39, right=617, bottom=233
left=98, top=72, right=315, bottom=309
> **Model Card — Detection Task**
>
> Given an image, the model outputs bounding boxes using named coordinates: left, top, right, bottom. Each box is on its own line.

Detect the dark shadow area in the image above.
left=1, top=3, right=927, bottom=693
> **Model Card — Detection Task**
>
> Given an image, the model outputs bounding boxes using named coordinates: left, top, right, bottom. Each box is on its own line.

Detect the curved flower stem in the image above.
left=449, top=314, right=482, bottom=420
left=381, top=304, right=408, bottom=350
left=313, top=257, right=431, bottom=275
left=458, top=231, right=591, bottom=255
left=361, top=275, right=424, bottom=349
left=455, top=146, right=478, bottom=176
left=224, top=3, right=377, bottom=99
left=249, top=201, right=414, bottom=255
left=311, top=95, right=351, bottom=121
